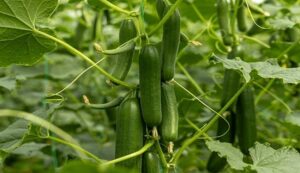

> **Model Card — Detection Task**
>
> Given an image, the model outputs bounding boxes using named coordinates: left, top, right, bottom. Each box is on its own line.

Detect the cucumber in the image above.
left=237, top=0, right=247, bottom=32
left=246, top=17, right=264, bottom=36
left=139, top=45, right=162, bottom=127
left=111, top=19, right=137, bottom=81
left=284, top=27, right=299, bottom=42
left=156, top=0, right=166, bottom=19
left=142, top=151, right=161, bottom=173
left=236, top=86, right=256, bottom=155
left=160, top=82, right=178, bottom=142
left=207, top=47, right=240, bottom=172
left=217, top=0, right=232, bottom=45
left=115, top=92, right=144, bottom=172
left=161, top=5, right=181, bottom=81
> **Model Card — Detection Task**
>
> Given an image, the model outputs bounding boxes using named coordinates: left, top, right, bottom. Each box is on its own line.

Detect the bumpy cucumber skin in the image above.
left=111, top=19, right=137, bottom=81
left=115, top=96, right=144, bottom=171
left=142, top=152, right=161, bottom=173
left=217, top=0, right=232, bottom=46
left=161, top=6, right=181, bottom=81
left=207, top=47, right=240, bottom=172
left=139, top=45, right=162, bottom=127
left=237, top=0, right=247, bottom=32
left=236, top=86, right=256, bottom=155
left=161, top=82, right=178, bottom=142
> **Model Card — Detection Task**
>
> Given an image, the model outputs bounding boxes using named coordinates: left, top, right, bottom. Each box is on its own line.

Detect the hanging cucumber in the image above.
left=217, top=0, right=232, bottom=45
left=111, top=19, right=137, bottom=82
left=207, top=47, right=240, bottom=172
left=115, top=92, right=144, bottom=172
left=142, top=151, right=161, bottom=173
left=236, top=86, right=256, bottom=155
left=160, top=82, right=178, bottom=144
left=161, top=5, right=181, bottom=81
left=237, top=0, right=247, bottom=32
left=284, top=27, right=299, bottom=42
left=139, top=45, right=162, bottom=127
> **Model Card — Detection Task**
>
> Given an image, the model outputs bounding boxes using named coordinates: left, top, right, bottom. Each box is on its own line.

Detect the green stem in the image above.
left=190, top=3, right=206, bottom=23
left=98, top=0, right=134, bottom=16
left=254, top=81, right=292, bottom=113
left=171, top=82, right=248, bottom=164
left=242, top=35, right=270, bottom=48
left=46, top=136, right=104, bottom=163
left=100, top=140, right=155, bottom=166
left=177, top=62, right=205, bottom=95
left=255, top=79, right=274, bottom=105
left=148, top=0, right=184, bottom=36
left=184, top=118, right=212, bottom=141
left=0, top=109, right=86, bottom=159
left=155, top=140, right=168, bottom=168
left=33, top=29, right=135, bottom=89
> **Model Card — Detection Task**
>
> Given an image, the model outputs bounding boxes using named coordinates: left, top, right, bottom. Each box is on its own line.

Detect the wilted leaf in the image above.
left=206, top=140, right=249, bottom=170
left=250, top=142, right=300, bottom=173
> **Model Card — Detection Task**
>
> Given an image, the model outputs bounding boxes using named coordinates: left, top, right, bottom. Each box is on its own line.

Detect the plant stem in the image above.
left=148, top=0, right=184, bottom=36
left=177, top=62, right=205, bottom=95
left=155, top=140, right=169, bottom=168
left=47, top=136, right=104, bottom=163
left=242, top=35, right=270, bottom=48
left=98, top=0, right=133, bottom=16
left=100, top=140, right=155, bottom=166
left=170, top=82, right=248, bottom=164
left=185, top=117, right=212, bottom=141
left=0, top=109, right=86, bottom=158
left=255, top=79, right=274, bottom=105
left=33, top=29, right=135, bottom=89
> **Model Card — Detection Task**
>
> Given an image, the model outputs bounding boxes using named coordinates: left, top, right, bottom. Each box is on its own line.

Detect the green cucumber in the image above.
left=161, top=82, right=178, bottom=142
left=161, top=5, right=181, bottom=81
left=142, top=151, right=161, bottom=173
left=115, top=92, right=144, bottom=171
left=139, top=45, right=162, bottom=127
left=111, top=19, right=137, bottom=81
left=246, top=17, right=264, bottom=36
left=284, top=27, right=299, bottom=42
left=217, top=0, right=232, bottom=45
left=207, top=47, right=240, bottom=172
left=237, top=0, right=247, bottom=32
left=236, top=86, right=256, bottom=155
left=156, top=0, right=166, bottom=19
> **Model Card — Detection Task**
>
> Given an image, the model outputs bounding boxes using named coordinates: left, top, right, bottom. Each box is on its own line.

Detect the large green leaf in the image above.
left=206, top=141, right=249, bottom=170
left=211, top=55, right=300, bottom=84
left=250, top=142, right=300, bottom=173
left=0, top=0, right=58, bottom=66
left=0, top=120, right=30, bottom=152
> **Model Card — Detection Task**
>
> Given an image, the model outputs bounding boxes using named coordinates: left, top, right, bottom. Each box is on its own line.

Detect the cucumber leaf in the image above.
left=211, top=55, right=300, bottom=84
left=0, top=0, right=58, bottom=67
left=206, top=140, right=249, bottom=170
left=250, top=142, right=300, bottom=173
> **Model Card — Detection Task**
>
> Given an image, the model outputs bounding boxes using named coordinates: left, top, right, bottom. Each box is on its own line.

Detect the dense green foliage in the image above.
left=1, top=0, right=300, bottom=173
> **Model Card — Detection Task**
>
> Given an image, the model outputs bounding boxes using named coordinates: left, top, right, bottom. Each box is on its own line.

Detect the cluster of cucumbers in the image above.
left=111, top=0, right=181, bottom=172
left=207, top=0, right=257, bottom=172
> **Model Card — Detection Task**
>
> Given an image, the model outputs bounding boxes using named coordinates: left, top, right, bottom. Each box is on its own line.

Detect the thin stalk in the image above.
left=171, top=82, right=248, bottom=164
left=254, top=81, right=292, bottom=113
left=185, top=118, right=212, bottom=141
left=98, top=0, right=134, bottom=16
left=255, top=79, right=274, bottom=105
left=155, top=140, right=169, bottom=168
left=100, top=140, right=155, bottom=166
left=177, top=62, right=205, bottom=95
left=242, top=35, right=270, bottom=48
left=148, top=0, right=184, bottom=36
left=47, top=136, right=104, bottom=163
left=33, top=29, right=135, bottom=89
